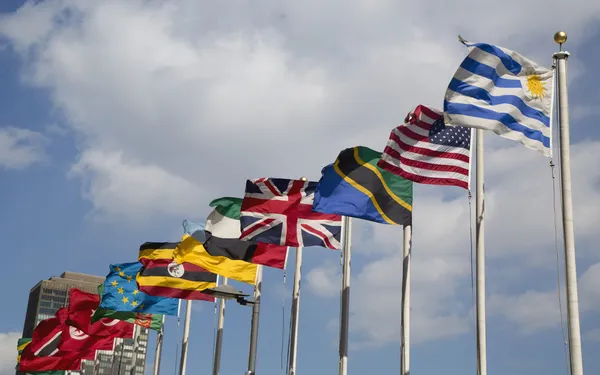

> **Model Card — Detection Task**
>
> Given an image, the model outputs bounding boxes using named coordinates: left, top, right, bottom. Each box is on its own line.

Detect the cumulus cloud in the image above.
left=0, top=127, right=48, bottom=169
left=2, top=0, right=600, bottom=349
left=0, top=332, right=20, bottom=375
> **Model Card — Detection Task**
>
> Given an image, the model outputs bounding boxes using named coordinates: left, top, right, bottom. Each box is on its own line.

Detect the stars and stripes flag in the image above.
left=377, top=104, right=473, bottom=190
left=240, top=178, right=342, bottom=249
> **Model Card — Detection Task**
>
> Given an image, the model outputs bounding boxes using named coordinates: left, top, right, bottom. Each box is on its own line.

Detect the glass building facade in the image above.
left=19, top=272, right=149, bottom=375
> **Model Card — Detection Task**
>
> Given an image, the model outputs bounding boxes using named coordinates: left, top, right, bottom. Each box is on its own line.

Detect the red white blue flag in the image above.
left=240, top=178, right=342, bottom=249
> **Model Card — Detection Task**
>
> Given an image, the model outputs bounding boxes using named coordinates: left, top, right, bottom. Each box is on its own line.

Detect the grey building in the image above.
left=19, top=272, right=148, bottom=375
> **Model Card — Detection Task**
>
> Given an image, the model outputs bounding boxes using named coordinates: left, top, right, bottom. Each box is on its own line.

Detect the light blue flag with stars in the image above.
left=99, top=262, right=179, bottom=315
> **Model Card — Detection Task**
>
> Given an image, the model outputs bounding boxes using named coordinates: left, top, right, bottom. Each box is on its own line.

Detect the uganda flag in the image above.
left=312, top=146, right=413, bottom=225
left=137, top=242, right=216, bottom=301
left=173, top=234, right=258, bottom=285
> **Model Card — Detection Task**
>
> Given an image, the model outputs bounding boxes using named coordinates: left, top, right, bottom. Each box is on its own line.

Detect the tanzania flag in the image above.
left=137, top=242, right=216, bottom=301
left=313, top=146, right=413, bottom=225
left=195, top=197, right=288, bottom=269
left=173, top=234, right=258, bottom=285
left=16, top=338, right=65, bottom=375
left=92, top=285, right=164, bottom=332
left=98, top=262, right=178, bottom=315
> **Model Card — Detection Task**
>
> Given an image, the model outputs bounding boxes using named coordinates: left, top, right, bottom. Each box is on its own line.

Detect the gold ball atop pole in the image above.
left=299, top=177, right=308, bottom=181
left=554, top=31, right=567, bottom=45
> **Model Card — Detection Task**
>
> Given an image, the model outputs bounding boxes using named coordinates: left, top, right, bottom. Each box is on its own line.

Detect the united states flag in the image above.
left=240, top=178, right=342, bottom=249
left=377, top=104, right=473, bottom=190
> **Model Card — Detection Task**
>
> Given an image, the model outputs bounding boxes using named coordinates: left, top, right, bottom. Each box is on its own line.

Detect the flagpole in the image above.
left=400, top=224, right=412, bottom=375
left=247, top=265, right=263, bottom=375
left=213, top=277, right=228, bottom=375
left=179, top=300, right=193, bottom=375
left=152, top=315, right=166, bottom=375
left=475, top=128, right=487, bottom=375
left=288, top=245, right=303, bottom=375
left=338, top=216, right=352, bottom=375
left=553, top=31, right=584, bottom=375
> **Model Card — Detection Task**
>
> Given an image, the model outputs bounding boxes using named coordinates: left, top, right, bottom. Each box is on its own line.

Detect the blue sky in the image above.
left=1, top=1, right=600, bottom=375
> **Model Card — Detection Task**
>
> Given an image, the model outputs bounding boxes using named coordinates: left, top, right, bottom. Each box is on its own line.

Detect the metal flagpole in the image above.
left=400, top=224, right=412, bottom=375
left=247, top=265, right=263, bottom=375
left=338, top=217, right=352, bottom=375
left=179, top=300, right=193, bottom=375
left=152, top=315, right=166, bottom=375
left=288, top=246, right=303, bottom=375
left=213, top=277, right=228, bottom=375
left=475, top=128, right=487, bottom=375
left=553, top=31, right=584, bottom=375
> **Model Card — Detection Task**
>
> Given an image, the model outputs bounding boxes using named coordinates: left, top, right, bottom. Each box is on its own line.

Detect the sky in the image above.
left=1, top=0, right=600, bottom=374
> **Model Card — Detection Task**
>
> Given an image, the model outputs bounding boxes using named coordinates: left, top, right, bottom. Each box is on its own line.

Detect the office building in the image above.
left=19, top=272, right=148, bottom=375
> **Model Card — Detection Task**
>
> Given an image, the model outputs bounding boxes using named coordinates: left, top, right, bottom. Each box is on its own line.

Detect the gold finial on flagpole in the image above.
left=299, top=177, right=307, bottom=181
left=554, top=31, right=567, bottom=50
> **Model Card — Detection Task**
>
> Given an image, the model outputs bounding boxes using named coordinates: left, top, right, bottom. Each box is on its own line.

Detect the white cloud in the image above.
left=2, top=0, right=600, bottom=350
left=0, top=127, right=48, bottom=169
left=0, top=332, right=21, bottom=375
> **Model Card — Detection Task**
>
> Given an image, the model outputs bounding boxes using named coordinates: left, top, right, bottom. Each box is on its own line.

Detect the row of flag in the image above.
left=17, top=37, right=555, bottom=373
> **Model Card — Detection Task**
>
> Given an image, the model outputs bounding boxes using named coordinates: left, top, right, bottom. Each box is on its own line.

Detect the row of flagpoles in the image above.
left=16, top=31, right=584, bottom=375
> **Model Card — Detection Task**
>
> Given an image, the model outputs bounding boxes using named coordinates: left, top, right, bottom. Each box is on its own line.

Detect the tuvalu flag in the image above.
left=92, top=285, right=164, bottom=332
left=313, top=146, right=413, bottom=225
left=137, top=242, right=216, bottom=301
left=191, top=197, right=289, bottom=269
left=173, top=234, right=258, bottom=285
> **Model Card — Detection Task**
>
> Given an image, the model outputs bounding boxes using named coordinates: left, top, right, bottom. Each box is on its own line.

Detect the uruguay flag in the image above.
left=444, top=36, right=554, bottom=157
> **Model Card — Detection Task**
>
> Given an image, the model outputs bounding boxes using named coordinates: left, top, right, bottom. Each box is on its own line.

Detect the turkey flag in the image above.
left=66, top=288, right=134, bottom=338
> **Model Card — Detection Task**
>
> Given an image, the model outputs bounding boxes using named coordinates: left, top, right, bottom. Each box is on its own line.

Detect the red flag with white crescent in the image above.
left=66, top=289, right=134, bottom=338
left=56, top=309, right=116, bottom=358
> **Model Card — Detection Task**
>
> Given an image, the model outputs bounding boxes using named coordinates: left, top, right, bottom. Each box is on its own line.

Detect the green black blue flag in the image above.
left=312, top=146, right=413, bottom=225
left=97, top=262, right=178, bottom=315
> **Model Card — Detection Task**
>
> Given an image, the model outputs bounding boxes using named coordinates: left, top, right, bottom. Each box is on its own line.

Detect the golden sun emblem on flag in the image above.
left=525, top=73, right=547, bottom=100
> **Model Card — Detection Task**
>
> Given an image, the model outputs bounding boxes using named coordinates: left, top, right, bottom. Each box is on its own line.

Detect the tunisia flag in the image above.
left=56, top=308, right=116, bottom=358
left=67, top=289, right=134, bottom=338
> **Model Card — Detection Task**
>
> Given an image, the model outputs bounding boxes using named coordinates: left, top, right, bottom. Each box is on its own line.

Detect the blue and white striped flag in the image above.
left=444, top=37, right=554, bottom=157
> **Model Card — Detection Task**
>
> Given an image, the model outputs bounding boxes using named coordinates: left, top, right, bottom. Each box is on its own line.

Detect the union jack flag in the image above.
left=240, top=178, right=342, bottom=249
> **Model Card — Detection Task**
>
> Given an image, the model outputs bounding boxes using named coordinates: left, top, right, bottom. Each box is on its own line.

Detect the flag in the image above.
left=377, top=105, right=473, bottom=190
left=66, top=289, right=134, bottom=339
left=92, top=285, right=164, bottom=332
left=55, top=309, right=115, bottom=358
left=16, top=338, right=64, bottom=375
left=137, top=242, right=216, bottom=301
left=444, top=36, right=554, bottom=156
left=313, top=146, right=413, bottom=225
left=18, top=315, right=82, bottom=372
left=240, top=178, right=342, bottom=249
left=97, top=262, right=178, bottom=315
left=200, top=197, right=289, bottom=269
left=173, top=234, right=258, bottom=285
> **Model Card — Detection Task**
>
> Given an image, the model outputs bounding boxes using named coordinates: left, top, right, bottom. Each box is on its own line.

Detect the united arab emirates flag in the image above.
left=203, top=197, right=288, bottom=269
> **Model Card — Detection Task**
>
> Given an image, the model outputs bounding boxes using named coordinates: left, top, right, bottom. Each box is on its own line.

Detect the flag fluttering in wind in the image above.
left=444, top=36, right=554, bottom=156
left=377, top=105, right=473, bottom=190
left=137, top=242, right=216, bottom=301
left=240, top=178, right=342, bottom=249
left=173, top=234, right=258, bottom=285
left=313, top=146, right=413, bottom=225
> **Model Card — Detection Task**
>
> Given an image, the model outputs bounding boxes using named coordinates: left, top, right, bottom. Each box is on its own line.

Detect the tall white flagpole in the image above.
left=179, top=300, right=193, bottom=375
left=288, top=245, right=303, bottom=375
left=152, top=315, right=166, bottom=375
left=475, top=128, right=487, bottom=375
left=553, top=31, right=584, bottom=375
left=400, top=224, right=412, bottom=375
left=338, top=216, right=352, bottom=375
left=247, top=265, right=263, bottom=375
left=213, top=277, right=228, bottom=375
